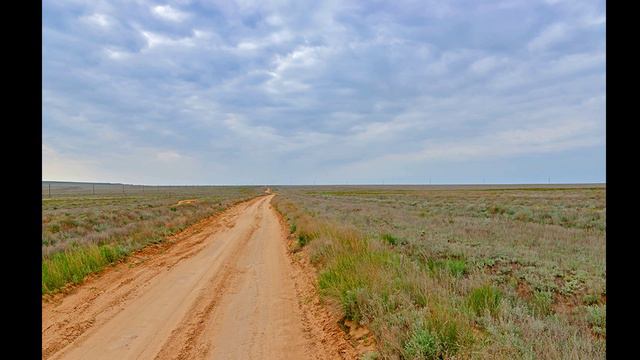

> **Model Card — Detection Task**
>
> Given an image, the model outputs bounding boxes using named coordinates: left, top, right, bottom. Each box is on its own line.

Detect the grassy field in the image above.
left=272, top=185, right=605, bottom=359
left=42, top=184, right=262, bottom=294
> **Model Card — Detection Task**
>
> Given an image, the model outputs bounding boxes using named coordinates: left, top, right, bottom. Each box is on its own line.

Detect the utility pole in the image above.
left=92, top=183, right=95, bottom=195
left=48, top=183, right=51, bottom=197
left=122, top=184, right=125, bottom=194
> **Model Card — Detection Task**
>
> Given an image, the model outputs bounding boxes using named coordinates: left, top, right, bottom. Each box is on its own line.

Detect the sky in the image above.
left=43, top=0, right=606, bottom=185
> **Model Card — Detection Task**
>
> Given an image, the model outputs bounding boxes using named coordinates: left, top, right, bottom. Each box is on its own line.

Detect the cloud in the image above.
left=469, top=56, right=509, bottom=75
left=81, top=13, right=111, bottom=28
left=151, top=5, right=188, bottom=22
left=42, top=0, right=606, bottom=184
left=528, top=22, right=570, bottom=51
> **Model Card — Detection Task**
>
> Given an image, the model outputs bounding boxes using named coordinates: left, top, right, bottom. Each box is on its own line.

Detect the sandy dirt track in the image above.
left=42, top=195, right=357, bottom=359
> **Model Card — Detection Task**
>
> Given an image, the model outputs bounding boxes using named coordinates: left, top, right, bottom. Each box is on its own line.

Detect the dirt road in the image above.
left=42, top=195, right=355, bottom=359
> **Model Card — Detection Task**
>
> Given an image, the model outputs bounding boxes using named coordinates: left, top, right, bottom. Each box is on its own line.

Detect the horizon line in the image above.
left=42, top=180, right=606, bottom=187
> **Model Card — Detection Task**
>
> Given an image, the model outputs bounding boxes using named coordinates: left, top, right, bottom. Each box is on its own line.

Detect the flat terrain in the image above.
left=43, top=195, right=354, bottom=359
left=272, top=185, right=606, bottom=359
left=42, top=186, right=261, bottom=293
left=42, top=184, right=605, bottom=359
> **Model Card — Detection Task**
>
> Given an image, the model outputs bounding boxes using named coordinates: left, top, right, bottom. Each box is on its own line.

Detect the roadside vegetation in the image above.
left=272, top=185, right=605, bottom=359
left=42, top=186, right=262, bottom=294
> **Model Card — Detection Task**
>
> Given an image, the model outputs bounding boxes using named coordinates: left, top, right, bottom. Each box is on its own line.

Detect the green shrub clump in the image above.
left=381, top=233, right=398, bottom=246
left=404, top=328, right=438, bottom=359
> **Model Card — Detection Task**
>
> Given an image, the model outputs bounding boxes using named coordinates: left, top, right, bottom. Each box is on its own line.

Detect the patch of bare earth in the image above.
left=176, top=199, right=198, bottom=206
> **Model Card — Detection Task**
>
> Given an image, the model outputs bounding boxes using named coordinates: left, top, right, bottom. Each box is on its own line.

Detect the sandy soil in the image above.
left=42, top=195, right=357, bottom=359
left=176, top=199, right=198, bottom=206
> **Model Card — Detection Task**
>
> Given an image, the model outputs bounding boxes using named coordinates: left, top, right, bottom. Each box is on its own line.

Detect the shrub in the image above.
left=586, top=304, right=606, bottom=335
left=404, top=328, right=438, bottom=359
left=530, top=289, right=553, bottom=316
left=341, top=288, right=366, bottom=323
left=488, top=205, right=507, bottom=215
left=582, top=293, right=599, bottom=305
left=514, top=210, right=533, bottom=222
left=298, top=233, right=311, bottom=246
left=381, top=233, right=398, bottom=246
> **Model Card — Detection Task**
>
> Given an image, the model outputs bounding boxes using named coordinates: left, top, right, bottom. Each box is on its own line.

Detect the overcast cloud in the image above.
left=43, top=0, right=605, bottom=185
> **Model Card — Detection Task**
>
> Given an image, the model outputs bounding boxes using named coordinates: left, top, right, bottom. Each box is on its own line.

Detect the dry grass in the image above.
left=42, top=186, right=262, bottom=293
left=272, top=185, right=605, bottom=359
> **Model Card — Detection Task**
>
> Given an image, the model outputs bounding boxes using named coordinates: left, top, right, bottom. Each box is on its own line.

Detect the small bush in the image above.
left=427, top=258, right=468, bottom=278
left=381, top=233, right=398, bottom=246
left=582, top=293, right=599, bottom=305
left=586, top=304, right=606, bottom=335
left=289, top=223, right=297, bottom=233
left=488, top=205, right=507, bottom=215
left=467, top=285, right=502, bottom=317
left=341, top=288, right=366, bottom=322
left=298, top=233, right=311, bottom=246
left=446, top=259, right=467, bottom=278
left=404, top=328, right=438, bottom=359
left=514, top=210, right=533, bottom=222
left=530, top=289, right=553, bottom=316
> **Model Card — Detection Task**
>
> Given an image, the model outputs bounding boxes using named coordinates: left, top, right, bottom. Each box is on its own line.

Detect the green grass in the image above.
left=381, top=233, right=398, bottom=246
left=467, top=285, right=502, bottom=317
left=529, top=289, right=554, bottom=316
left=403, top=328, right=438, bottom=359
left=42, top=243, right=129, bottom=293
left=426, top=258, right=468, bottom=278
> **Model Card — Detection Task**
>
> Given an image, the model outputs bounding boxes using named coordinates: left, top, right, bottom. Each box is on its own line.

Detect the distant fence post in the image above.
left=92, top=183, right=95, bottom=195
left=122, top=184, right=125, bottom=194
left=48, top=183, right=51, bottom=197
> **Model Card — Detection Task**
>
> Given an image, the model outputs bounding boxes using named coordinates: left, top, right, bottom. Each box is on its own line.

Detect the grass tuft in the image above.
left=427, top=258, right=468, bottom=278
left=381, top=233, right=398, bottom=246
left=467, top=285, right=502, bottom=317
left=404, top=328, right=438, bottom=359
left=42, top=244, right=129, bottom=293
